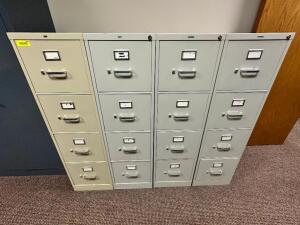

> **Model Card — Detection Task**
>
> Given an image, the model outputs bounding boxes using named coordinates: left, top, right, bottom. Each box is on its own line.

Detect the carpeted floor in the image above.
left=0, top=122, right=300, bottom=225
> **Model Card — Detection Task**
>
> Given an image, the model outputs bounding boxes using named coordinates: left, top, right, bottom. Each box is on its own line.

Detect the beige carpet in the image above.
left=0, top=121, right=300, bottom=225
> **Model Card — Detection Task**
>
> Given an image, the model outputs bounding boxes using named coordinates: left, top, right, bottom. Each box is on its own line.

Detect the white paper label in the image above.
left=60, top=102, right=75, bottom=109
left=181, top=51, right=197, bottom=60
left=232, top=99, right=245, bottom=107
left=173, top=136, right=184, bottom=143
left=221, top=135, right=232, bottom=141
left=114, top=50, right=129, bottom=60
left=82, top=167, right=93, bottom=172
left=73, top=139, right=86, bottom=145
left=126, top=165, right=137, bottom=170
left=176, top=100, right=189, bottom=108
left=247, top=49, right=263, bottom=59
left=119, top=101, right=132, bottom=109
left=170, top=163, right=180, bottom=169
left=123, top=137, right=135, bottom=144
left=43, top=51, right=60, bottom=61
left=213, top=162, right=223, bottom=168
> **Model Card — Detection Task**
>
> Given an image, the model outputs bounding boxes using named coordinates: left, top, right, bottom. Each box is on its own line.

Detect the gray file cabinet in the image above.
left=8, top=33, right=113, bottom=191
left=154, top=34, right=225, bottom=187
left=85, top=34, right=154, bottom=189
left=193, top=33, right=294, bottom=186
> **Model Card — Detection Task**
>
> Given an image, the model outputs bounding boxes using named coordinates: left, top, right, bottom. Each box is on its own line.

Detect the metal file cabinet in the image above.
left=193, top=33, right=294, bottom=186
left=8, top=33, right=113, bottom=191
left=85, top=34, right=155, bottom=189
left=154, top=34, right=225, bottom=187
left=8, top=32, right=294, bottom=190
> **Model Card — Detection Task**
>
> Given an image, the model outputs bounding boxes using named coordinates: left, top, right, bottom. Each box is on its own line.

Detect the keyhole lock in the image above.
left=222, top=112, right=226, bottom=117
left=107, top=69, right=112, bottom=74
left=171, top=69, right=176, bottom=75
left=113, top=114, right=118, bottom=119
left=40, top=69, right=46, bottom=75
left=166, top=147, right=169, bottom=150
left=234, top=68, right=239, bottom=74
left=118, top=148, right=122, bottom=151
left=57, top=115, right=62, bottom=120
left=168, top=114, right=172, bottom=118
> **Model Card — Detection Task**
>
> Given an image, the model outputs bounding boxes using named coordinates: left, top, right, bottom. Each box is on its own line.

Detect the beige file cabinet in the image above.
left=8, top=33, right=112, bottom=191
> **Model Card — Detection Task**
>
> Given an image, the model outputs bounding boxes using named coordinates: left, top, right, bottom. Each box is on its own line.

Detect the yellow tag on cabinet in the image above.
left=15, top=40, right=31, bottom=47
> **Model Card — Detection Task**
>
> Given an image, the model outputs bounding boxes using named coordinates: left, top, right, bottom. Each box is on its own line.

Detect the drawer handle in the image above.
left=71, top=148, right=90, bottom=155
left=207, top=168, right=223, bottom=176
left=168, top=145, right=185, bottom=153
left=41, top=69, right=67, bottom=79
left=82, top=172, right=97, bottom=180
left=178, top=70, right=196, bottom=79
left=60, top=114, right=81, bottom=123
left=113, top=69, right=133, bottom=78
left=214, top=143, right=231, bottom=151
left=167, top=170, right=181, bottom=177
left=172, top=112, right=189, bottom=121
left=122, top=146, right=138, bottom=154
left=226, top=111, right=243, bottom=120
left=118, top=113, right=136, bottom=122
left=240, top=68, right=260, bottom=78
left=125, top=171, right=139, bottom=178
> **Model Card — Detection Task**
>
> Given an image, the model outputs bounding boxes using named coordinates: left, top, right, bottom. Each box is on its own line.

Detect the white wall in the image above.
left=47, top=0, right=261, bottom=33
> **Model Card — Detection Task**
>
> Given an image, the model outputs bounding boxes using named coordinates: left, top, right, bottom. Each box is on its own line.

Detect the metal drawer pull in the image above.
left=114, top=69, right=133, bottom=78
left=125, top=171, right=139, bottom=178
left=178, top=70, right=196, bottom=79
left=226, top=111, right=243, bottom=120
left=122, top=146, right=138, bottom=154
left=207, top=168, right=223, bottom=176
left=216, top=143, right=231, bottom=151
left=118, top=113, right=136, bottom=122
left=167, top=170, right=181, bottom=177
left=71, top=148, right=90, bottom=155
left=41, top=69, right=67, bottom=79
left=61, top=114, right=80, bottom=123
left=173, top=112, right=189, bottom=121
left=240, top=68, right=259, bottom=77
left=168, top=145, right=185, bottom=153
left=82, top=172, right=97, bottom=180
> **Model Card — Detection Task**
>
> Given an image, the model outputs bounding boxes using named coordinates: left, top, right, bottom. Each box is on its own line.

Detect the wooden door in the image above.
left=249, top=0, right=300, bottom=145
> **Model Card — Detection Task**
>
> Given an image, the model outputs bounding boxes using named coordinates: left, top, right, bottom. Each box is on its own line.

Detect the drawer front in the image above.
left=156, top=131, right=202, bottom=159
left=194, top=158, right=239, bottom=185
left=106, top=132, right=151, bottom=161
left=89, top=41, right=152, bottom=92
left=155, top=159, right=194, bottom=182
left=112, top=161, right=151, bottom=184
left=200, top=129, right=252, bottom=158
left=54, top=133, right=106, bottom=162
left=16, top=40, right=91, bottom=93
left=38, top=95, right=99, bottom=132
left=206, top=92, right=266, bottom=129
left=158, top=41, right=221, bottom=91
left=157, top=93, right=209, bottom=130
left=216, top=40, right=287, bottom=91
left=66, top=162, right=111, bottom=186
left=99, top=94, right=151, bottom=131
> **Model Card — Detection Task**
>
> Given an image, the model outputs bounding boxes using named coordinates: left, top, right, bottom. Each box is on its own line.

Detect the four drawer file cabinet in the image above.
left=8, top=33, right=113, bottom=191
left=8, top=32, right=294, bottom=191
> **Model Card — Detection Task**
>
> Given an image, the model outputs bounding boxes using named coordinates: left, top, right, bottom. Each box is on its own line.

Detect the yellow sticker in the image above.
left=15, top=40, right=31, bottom=47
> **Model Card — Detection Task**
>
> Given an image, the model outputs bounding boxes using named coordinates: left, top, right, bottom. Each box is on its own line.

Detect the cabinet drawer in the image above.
left=157, top=93, right=209, bottom=130
left=206, top=92, right=266, bottom=129
left=106, top=132, right=151, bottom=161
left=200, top=129, right=252, bottom=158
left=89, top=41, right=152, bottom=92
left=16, top=40, right=91, bottom=93
left=99, top=94, right=151, bottom=131
left=156, top=131, right=201, bottom=159
left=216, top=40, right=287, bottom=91
left=155, top=159, right=194, bottom=185
left=112, top=161, right=151, bottom=184
left=54, top=133, right=106, bottom=162
left=158, top=41, right=221, bottom=91
left=66, top=162, right=111, bottom=186
left=194, top=158, right=239, bottom=186
left=38, top=95, right=99, bottom=132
